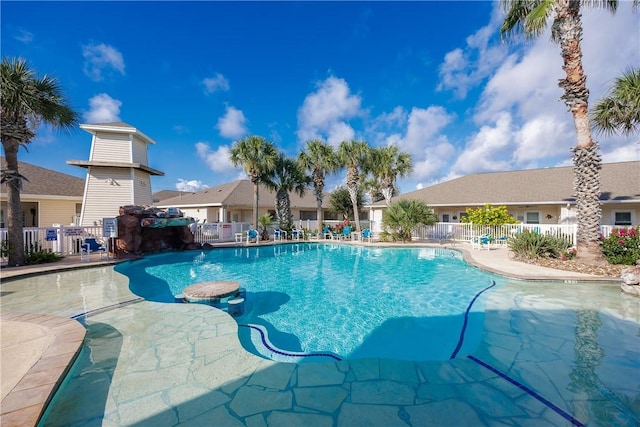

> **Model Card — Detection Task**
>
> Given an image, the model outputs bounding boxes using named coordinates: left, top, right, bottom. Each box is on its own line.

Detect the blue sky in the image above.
left=2, top=1, right=638, bottom=195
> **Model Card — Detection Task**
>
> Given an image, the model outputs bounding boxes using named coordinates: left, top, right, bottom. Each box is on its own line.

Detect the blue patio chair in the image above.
left=322, top=225, right=332, bottom=240
left=361, top=228, right=373, bottom=243
left=81, top=237, right=107, bottom=261
left=471, top=233, right=491, bottom=250
left=246, top=229, right=259, bottom=244
left=340, top=225, right=352, bottom=240
left=274, top=228, right=287, bottom=241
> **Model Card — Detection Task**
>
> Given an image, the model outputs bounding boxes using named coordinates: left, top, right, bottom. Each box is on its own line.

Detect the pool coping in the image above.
left=0, top=311, right=86, bottom=427
left=0, top=242, right=623, bottom=426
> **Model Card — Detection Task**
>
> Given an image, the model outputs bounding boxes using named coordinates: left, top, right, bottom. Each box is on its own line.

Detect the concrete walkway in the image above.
left=0, top=244, right=622, bottom=426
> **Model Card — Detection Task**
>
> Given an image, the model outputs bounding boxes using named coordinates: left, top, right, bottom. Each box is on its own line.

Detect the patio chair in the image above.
left=322, top=225, right=333, bottom=240
left=246, top=229, right=259, bottom=244
left=292, top=227, right=304, bottom=240
left=273, top=228, right=287, bottom=241
left=361, top=228, right=373, bottom=243
left=471, top=233, right=491, bottom=250
left=81, top=237, right=107, bottom=261
left=340, top=225, right=352, bottom=241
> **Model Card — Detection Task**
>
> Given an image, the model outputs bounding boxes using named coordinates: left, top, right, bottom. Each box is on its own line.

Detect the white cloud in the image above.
left=297, top=76, right=362, bottom=145
left=14, top=29, right=33, bottom=43
left=83, top=93, right=121, bottom=123
left=82, top=43, right=125, bottom=81
left=202, top=73, right=230, bottom=94
left=512, top=116, right=572, bottom=164
left=216, top=106, right=248, bottom=139
left=175, top=179, right=208, bottom=192
left=451, top=112, right=514, bottom=175
left=437, top=5, right=508, bottom=99
left=195, top=142, right=236, bottom=174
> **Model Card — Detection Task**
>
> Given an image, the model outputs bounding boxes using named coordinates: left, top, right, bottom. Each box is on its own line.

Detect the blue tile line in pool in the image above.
left=468, top=355, right=586, bottom=427
left=449, top=280, right=497, bottom=359
left=238, top=324, right=342, bottom=361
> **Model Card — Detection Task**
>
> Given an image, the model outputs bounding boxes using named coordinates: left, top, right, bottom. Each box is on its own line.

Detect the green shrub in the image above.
left=508, top=229, right=572, bottom=259
left=461, top=204, right=519, bottom=225
left=25, top=249, right=63, bottom=265
left=601, top=227, right=640, bottom=265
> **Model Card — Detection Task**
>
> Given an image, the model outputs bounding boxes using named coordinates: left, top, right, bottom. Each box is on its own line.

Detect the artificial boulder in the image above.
left=620, top=262, right=640, bottom=297
left=114, top=205, right=199, bottom=258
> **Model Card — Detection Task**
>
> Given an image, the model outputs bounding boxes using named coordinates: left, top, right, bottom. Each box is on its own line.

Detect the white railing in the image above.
left=411, top=223, right=629, bottom=248
left=1, top=225, right=104, bottom=262
left=0, top=222, right=630, bottom=262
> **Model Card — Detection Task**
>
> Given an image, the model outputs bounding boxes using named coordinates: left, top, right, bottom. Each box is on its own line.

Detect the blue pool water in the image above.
left=116, top=244, right=506, bottom=361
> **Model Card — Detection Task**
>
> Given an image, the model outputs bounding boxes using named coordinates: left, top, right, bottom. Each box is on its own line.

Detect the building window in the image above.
left=614, top=211, right=632, bottom=226
left=300, top=210, right=317, bottom=220
left=442, top=213, right=450, bottom=222
left=526, top=212, right=540, bottom=224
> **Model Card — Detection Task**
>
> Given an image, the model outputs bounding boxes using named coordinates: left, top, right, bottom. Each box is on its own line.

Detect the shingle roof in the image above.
left=1, top=156, right=85, bottom=198
left=386, top=161, right=640, bottom=207
left=156, top=180, right=329, bottom=209
left=153, top=190, right=190, bottom=203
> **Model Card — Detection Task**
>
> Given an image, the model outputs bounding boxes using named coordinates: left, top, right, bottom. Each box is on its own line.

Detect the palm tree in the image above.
left=500, top=0, right=626, bottom=263
left=382, top=199, right=437, bottom=242
left=591, top=67, right=640, bottom=136
left=369, top=145, right=413, bottom=206
left=229, top=135, right=278, bottom=229
left=298, top=139, right=340, bottom=234
left=338, top=140, right=370, bottom=233
left=1, top=57, right=78, bottom=266
left=263, top=154, right=309, bottom=232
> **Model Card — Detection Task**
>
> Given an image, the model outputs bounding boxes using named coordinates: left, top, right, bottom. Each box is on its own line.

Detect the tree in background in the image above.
left=461, top=204, right=519, bottom=225
left=369, top=145, right=413, bottom=206
left=591, top=67, right=640, bottom=137
left=500, top=0, right=627, bottom=263
left=263, top=154, right=309, bottom=232
left=298, top=139, right=340, bottom=234
left=338, top=140, right=370, bottom=233
left=382, top=199, right=437, bottom=242
left=329, top=186, right=364, bottom=221
left=229, top=135, right=278, bottom=229
left=1, top=57, right=78, bottom=266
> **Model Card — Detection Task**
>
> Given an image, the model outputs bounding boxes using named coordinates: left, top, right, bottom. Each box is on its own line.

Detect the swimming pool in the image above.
left=116, top=244, right=506, bottom=362
left=2, top=246, right=638, bottom=426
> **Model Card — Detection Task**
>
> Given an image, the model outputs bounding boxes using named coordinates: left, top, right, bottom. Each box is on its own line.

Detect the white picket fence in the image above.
left=0, top=222, right=623, bottom=263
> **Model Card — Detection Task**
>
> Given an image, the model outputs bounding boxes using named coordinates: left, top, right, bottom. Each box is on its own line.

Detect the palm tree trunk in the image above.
left=4, top=142, right=26, bottom=266
left=251, top=177, right=259, bottom=230
left=313, top=173, right=324, bottom=234
left=554, top=0, right=603, bottom=263
left=346, top=166, right=362, bottom=233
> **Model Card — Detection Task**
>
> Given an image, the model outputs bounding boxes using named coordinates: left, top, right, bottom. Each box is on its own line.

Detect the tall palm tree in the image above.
left=229, top=135, right=278, bottom=229
left=591, top=67, right=640, bottom=136
left=298, top=139, right=340, bottom=234
left=369, top=145, right=413, bottom=206
left=501, top=0, right=624, bottom=263
left=1, top=57, right=78, bottom=266
left=338, top=140, right=370, bottom=233
left=263, top=154, right=309, bottom=232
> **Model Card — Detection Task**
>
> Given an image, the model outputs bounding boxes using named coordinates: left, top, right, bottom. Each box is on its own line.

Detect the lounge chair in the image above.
left=361, top=228, right=373, bottom=243
left=471, top=233, right=491, bottom=250
left=322, top=225, right=333, bottom=240
left=340, top=225, right=352, bottom=240
left=81, top=237, right=107, bottom=261
left=247, top=229, right=259, bottom=244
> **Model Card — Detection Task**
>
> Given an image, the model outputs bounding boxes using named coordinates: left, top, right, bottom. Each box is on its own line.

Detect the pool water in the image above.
left=116, top=244, right=506, bottom=361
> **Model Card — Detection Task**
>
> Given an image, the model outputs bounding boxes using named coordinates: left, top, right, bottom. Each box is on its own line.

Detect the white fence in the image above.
left=0, top=222, right=625, bottom=263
